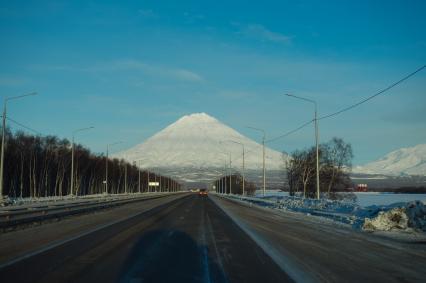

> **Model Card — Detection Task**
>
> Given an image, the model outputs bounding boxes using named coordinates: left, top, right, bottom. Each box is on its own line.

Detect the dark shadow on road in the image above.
left=118, top=229, right=227, bottom=283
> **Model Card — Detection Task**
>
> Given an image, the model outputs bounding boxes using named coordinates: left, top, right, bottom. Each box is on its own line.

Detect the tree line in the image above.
left=285, top=137, right=354, bottom=198
left=2, top=129, right=180, bottom=198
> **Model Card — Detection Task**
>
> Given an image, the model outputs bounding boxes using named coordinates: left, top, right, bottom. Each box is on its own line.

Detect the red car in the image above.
left=199, top=189, right=208, bottom=196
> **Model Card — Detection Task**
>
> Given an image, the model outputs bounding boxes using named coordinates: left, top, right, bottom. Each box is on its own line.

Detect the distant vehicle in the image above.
left=199, top=189, right=208, bottom=196
left=357, top=184, right=368, bottom=192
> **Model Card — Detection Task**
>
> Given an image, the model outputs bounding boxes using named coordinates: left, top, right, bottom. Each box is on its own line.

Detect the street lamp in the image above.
left=228, top=152, right=232, bottom=194
left=134, top=160, right=141, bottom=194
left=226, top=140, right=245, bottom=196
left=0, top=92, right=37, bottom=200
left=219, top=142, right=233, bottom=194
left=285, top=93, right=320, bottom=200
left=218, top=156, right=228, bottom=194
left=70, top=126, right=94, bottom=196
left=247, top=126, right=266, bottom=197
left=147, top=169, right=150, bottom=193
left=105, top=141, right=123, bottom=194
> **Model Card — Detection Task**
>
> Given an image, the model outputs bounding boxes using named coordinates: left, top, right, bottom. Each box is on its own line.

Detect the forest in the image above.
left=1, top=129, right=180, bottom=199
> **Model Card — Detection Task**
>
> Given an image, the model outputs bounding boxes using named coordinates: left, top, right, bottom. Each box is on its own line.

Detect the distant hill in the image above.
left=353, top=144, right=426, bottom=176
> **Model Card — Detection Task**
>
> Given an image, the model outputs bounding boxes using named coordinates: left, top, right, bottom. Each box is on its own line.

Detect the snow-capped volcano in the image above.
left=354, top=144, right=426, bottom=176
left=115, top=113, right=287, bottom=171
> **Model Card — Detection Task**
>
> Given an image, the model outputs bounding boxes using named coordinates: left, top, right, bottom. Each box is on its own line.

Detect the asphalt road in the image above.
left=0, top=194, right=291, bottom=283
left=212, top=195, right=426, bottom=283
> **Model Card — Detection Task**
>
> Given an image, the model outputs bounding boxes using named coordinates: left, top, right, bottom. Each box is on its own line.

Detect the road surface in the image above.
left=2, top=192, right=425, bottom=283
left=211, top=194, right=426, bottom=283
left=0, top=194, right=290, bottom=283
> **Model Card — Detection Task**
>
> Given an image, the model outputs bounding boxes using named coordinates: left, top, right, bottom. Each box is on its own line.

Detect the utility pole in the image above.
left=224, top=160, right=227, bottom=194
left=229, top=153, right=232, bottom=194
left=314, top=104, right=320, bottom=200
left=138, top=164, right=141, bottom=193
left=248, top=127, right=266, bottom=197
left=105, top=141, right=122, bottom=194
left=285, top=94, right=320, bottom=199
left=124, top=162, right=128, bottom=194
left=0, top=92, right=37, bottom=200
left=70, top=127, right=94, bottom=196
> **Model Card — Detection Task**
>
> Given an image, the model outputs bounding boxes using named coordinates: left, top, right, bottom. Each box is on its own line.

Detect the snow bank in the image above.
left=363, top=207, right=409, bottom=231
left=1, top=192, right=161, bottom=208
left=406, top=201, right=426, bottom=231
left=363, top=201, right=426, bottom=232
left=223, top=194, right=426, bottom=233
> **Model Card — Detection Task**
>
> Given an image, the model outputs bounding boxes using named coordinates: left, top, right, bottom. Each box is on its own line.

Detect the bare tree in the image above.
left=285, top=138, right=354, bottom=198
left=322, top=137, right=353, bottom=193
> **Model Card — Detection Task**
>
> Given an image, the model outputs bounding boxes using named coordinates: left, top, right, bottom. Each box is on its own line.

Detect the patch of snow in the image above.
left=406, top=201, right=426, bottom=231
left=363, top=201, right=426, bottom=232
left=252, top=191, right=426, bottom=207
left=0, top=192, right=165, bottom=208
left=363, top=207, right=409, bottom=231
left=222, top=194, right=426, bottom=233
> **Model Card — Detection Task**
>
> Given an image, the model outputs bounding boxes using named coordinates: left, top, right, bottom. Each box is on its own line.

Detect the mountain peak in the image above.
left=114, top=113, right=288, bottom=183
left=176, top=112, right=218, bottom=124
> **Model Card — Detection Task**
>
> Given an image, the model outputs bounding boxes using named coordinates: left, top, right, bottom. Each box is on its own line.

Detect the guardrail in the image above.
left=0, top=193, right=180, bottom=229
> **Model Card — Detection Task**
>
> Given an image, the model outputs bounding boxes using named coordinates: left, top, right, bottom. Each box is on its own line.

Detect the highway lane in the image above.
left=0, top=193, right=188, bottom=263
left=0, top=194, right=291, bottom=283
left=212, top=195, right=426, bottom=283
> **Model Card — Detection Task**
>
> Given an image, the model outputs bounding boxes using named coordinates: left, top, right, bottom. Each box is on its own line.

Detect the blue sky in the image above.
left=0, top=0, right=425, bottom=164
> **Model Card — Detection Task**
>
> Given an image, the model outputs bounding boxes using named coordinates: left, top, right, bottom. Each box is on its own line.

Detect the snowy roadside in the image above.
left=218, top=193, right=426, bottom=236
left=0, top=192, right=176, bottom=209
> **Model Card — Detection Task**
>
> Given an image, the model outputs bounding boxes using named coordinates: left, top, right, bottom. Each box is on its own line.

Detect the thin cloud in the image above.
left=138, top=9, right=158, bottom=18
left=32, top=59, right=204, bottom=82
left=237, top=23, right=291, bottom=43
left=172, top=69, right=204, bottom=82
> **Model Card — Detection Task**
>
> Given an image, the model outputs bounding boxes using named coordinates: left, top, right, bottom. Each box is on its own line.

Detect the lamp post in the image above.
left=124, top=156, right=128, bottom=194
left=223, top=160, right=227, bottom=194
left=227, top=140, right=245, bottom=196
left=285, top=93, right=320, bottom=200
left=0, top=92, right=38, bottom=200
left=70, top=126, right=94, bottom=196
left=220, top=165, right=224, bottom=194
left=105, top=141, right=123, bottom=194
left=248, top=126, right=266, bottom=197
left=147, top=169, right=150, bottom=192
left=219, top=142, right=233, bottom=195
left=228, top=153, right=232, bottom=194
left=137, top=161, right=141, bottom=193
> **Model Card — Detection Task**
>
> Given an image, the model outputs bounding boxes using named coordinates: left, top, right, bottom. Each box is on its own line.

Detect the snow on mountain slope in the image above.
left=114, top=113, right=288, bottom=171
left=354, top=144, right=426, bottom=176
